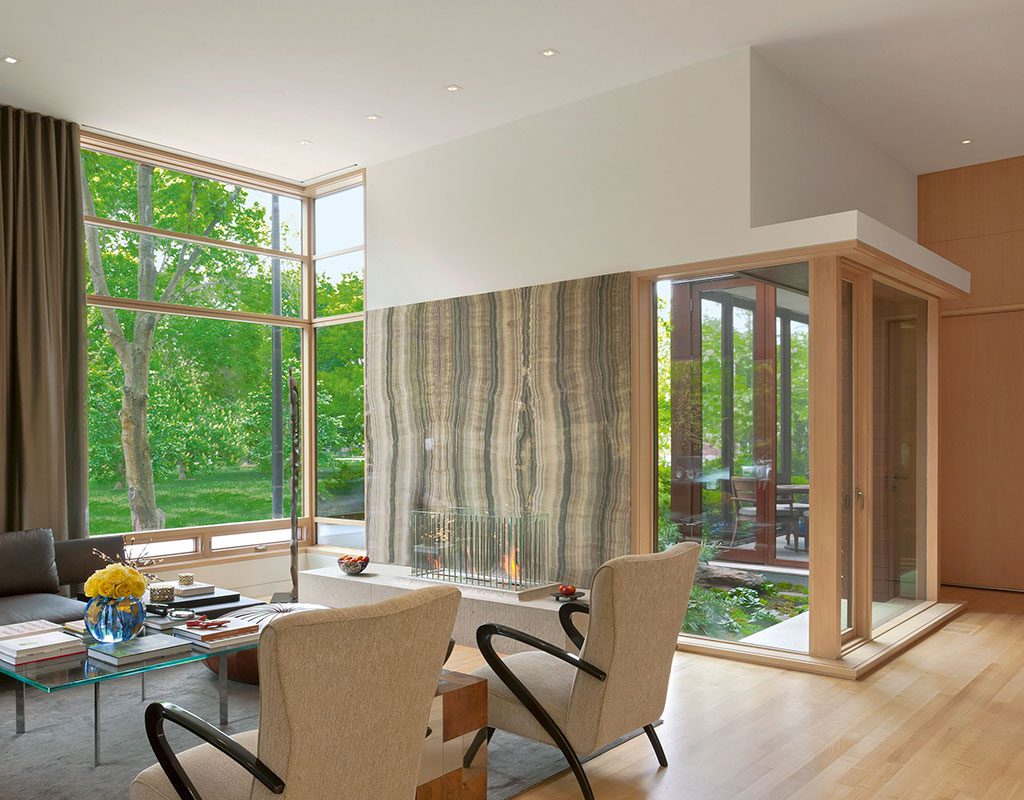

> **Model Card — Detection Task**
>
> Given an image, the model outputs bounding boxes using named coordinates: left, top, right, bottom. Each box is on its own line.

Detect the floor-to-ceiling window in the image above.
left=656, top=263, right=811, bottom=651
left=312, top=182, right=367, bottom=549
left=82, top=143, right=366, bottom=559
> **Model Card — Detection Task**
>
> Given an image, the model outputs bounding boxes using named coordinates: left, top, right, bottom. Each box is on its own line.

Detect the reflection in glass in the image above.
left=872, top=283, right=928, bottom=628
left=656, top=263, right=810, bottom=651
left=840, top=281, right=855, bottom=631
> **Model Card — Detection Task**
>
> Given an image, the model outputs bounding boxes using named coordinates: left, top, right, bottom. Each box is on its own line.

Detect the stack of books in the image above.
left=173, top=617, right=260, bottom=651
left=0, top=619, right=63, bottom=641
left=0, top=630, right=87, bottom=667
left=88, top=633, right=192, bottom=666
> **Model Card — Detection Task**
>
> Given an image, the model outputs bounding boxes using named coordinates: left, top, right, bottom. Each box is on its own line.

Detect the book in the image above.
left=87, top=633, right=193, bottom=666
left=0, top=620, right=63, bottom=642
left=63, top=619, right=90, bottom=637
left=144, top=615, right=183, bottom=631
left=174, top=582, right=216, bottom=597
left=172, top=618, right=259, bottom=643
left=0, top=631, right=87, bottom=665
left=191, top=632, right=261, bottom=651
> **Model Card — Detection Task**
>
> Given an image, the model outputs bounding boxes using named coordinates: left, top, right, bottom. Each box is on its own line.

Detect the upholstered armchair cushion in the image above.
left=473, top=543, right=700, bottom=757
left=0, top=529, right=59, bottom=597
left=132, top=585, right=461, bottom=800
left=132, top=730, right=259, bottom=800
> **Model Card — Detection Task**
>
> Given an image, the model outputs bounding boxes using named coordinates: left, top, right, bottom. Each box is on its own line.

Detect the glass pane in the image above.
left=775, top=289, right=810, bottom=570
left=840, top=281, right=855, bottom=631
left=657, top=271, right=809, bottom=652
left=317, top=521, right=367, bottom=549
left=85, top=225, right=303, bottom=317
left=314, top=184, right=364, bottom=255
left=81, top=149, right=303, bottom=253
left=211, top=529, right=293, bottom=551
left=315, top=251, right=365, bottom=316
left=87, top=309, right=302, bottom=534
left=124, top=538, right=197, bottom=558
left=316, top=322, right=365, bottom=520
left=872, top=283, right=928, bottom=628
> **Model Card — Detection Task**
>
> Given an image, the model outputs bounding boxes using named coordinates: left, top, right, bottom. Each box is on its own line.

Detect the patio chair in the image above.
left=729, top=476, right=806, bottom=548
left=130, top=586, right=461, bottom=800
left=470, top=543, right=700, bottom=800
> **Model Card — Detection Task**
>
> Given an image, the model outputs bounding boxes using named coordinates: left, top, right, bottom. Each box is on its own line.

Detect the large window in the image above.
left=82, top=144, right=365, bottom=558
left=313, top=184, right=366, bottom=549
left=657, top=263, right=811, bottom=651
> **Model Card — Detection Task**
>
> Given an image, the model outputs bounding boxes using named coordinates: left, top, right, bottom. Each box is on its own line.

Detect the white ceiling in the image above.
left=0, top=0, right=1020, bottom=181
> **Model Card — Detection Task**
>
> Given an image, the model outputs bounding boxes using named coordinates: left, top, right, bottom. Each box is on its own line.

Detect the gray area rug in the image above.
left=0, top=668, right=653, bottom=800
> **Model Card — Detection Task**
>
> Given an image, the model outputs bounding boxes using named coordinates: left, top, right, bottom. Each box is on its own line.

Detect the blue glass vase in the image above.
left=84, top=596, right=146, bottom=643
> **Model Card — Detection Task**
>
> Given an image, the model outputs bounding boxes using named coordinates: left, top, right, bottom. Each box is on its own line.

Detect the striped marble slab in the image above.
left=365, top=272, right=632, bottom=585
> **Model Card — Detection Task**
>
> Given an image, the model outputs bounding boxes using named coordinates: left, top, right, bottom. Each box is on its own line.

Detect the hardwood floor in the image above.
left=446, top=587, right=1024, bottom=799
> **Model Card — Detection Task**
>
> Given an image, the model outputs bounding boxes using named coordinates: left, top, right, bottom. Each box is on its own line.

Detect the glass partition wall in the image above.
left=658, top=264, right=812, bottom=650
left=652, top=253, right=943, bottom=665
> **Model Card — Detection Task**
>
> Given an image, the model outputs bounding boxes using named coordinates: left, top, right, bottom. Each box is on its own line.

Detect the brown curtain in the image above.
left=0, top=105, right=86, bottom=540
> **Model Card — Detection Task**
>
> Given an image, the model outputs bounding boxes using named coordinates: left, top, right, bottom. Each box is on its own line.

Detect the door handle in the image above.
left=855, top=490, right=865, bottom=509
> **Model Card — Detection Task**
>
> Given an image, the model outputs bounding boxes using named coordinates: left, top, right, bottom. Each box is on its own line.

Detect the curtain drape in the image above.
left=0, top=105, right=86, bottom=541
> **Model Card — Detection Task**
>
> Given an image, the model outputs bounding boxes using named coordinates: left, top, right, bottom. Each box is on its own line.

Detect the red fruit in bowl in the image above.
left=559, top=584, right=576, bottom=597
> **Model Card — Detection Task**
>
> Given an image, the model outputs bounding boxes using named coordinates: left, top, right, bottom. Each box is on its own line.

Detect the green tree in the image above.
left=82, top=152, right=292, bottom=530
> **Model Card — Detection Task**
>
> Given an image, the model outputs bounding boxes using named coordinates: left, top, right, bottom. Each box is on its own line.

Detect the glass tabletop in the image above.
left=0, top=641, right=259, bottom=693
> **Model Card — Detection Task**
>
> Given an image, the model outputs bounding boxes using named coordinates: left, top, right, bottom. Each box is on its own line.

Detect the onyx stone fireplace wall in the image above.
left=364, top=272, right=632, bottom=585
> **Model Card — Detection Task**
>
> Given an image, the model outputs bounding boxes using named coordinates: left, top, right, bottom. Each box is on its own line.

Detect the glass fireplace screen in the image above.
left=410, top=509, right=552, bottom=589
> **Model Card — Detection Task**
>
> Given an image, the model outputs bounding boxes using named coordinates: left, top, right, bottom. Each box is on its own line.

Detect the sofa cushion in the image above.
left=0, top=529, right=59, bottom=597
left=0, top=593, right=87, bottom=625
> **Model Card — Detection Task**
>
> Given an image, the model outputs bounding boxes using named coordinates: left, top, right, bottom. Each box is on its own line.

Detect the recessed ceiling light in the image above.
left=961, top=138, right=972, bottom=145
left=541, top=48, right=559, bottom=57
left=2, top=56, right=18, bottom=65
left=445, top=84, right=462, bottom=92
left=298, top=139, right=313, bottom=146
left=366, top=114, right=381, bottom=121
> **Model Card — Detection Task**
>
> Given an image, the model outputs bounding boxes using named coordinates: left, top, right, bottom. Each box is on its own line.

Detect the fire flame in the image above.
left=502, top=548, right=521, bottom=583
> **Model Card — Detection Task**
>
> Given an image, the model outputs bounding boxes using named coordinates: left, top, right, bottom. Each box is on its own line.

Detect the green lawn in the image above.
left=88, top=467, right=297, bottom=535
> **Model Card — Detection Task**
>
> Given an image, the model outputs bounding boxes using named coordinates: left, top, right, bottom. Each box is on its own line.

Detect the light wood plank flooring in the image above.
left=445, top=587, right=1024, bottom=799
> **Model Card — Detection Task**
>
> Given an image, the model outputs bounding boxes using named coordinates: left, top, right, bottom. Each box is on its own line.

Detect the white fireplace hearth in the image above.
left=298, top=563, right=585, bottom=654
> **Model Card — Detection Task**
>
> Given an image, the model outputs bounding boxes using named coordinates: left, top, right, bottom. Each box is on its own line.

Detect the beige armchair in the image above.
left=471, top=543, right=700, bottom=800
left=131, top=586, right=461, bottom=800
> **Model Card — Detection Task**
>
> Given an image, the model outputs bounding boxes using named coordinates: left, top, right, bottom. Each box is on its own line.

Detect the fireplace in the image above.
left=410, top=509, right=552, bottom=591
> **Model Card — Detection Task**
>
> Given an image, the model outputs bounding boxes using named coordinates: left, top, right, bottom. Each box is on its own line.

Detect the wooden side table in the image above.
left=417, top=670, right=488, bottom=800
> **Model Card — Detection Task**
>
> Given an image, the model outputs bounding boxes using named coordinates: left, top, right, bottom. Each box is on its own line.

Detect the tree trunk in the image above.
left=121, top=354, right=162, bottom=531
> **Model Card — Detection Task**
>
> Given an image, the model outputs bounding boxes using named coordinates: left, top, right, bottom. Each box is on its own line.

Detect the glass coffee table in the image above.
left=1, top=641, right=258, bottom=766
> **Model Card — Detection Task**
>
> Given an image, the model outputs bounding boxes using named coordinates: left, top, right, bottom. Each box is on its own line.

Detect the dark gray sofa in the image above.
left=0, top=529, right=125, bottom=625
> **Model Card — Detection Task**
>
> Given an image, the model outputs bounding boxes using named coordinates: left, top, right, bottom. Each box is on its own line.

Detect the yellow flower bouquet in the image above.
left=83, top=563, right=149, bottom=643
left=84, top=563, right=148, bottom=600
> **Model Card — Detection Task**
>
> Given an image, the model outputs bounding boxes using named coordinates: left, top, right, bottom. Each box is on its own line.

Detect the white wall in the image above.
left=366, top=47, right=921, bottom=310
left=749, top=51, right=918, bottom=239
left=366, top=50, right=752, bottom=309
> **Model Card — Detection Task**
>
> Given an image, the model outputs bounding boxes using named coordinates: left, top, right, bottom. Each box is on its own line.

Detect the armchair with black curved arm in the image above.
left=470, top=543, right=701, bottom=800
left=131, top=587, right=462, bottom=800
left=145, top=702, right=284, bottom=800
left=475, top=621, right=607, bottom=800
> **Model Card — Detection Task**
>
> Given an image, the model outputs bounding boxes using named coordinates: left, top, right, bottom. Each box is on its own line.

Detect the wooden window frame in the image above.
left=80, top=131, right=367, bottom=561
left=632, top=242, right=959, bottom=677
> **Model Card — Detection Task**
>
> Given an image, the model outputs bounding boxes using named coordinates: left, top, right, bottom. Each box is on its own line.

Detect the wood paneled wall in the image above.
left=364, top=273, right=633, bottom=585
left=920, top=155, right=1024, bottom=590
